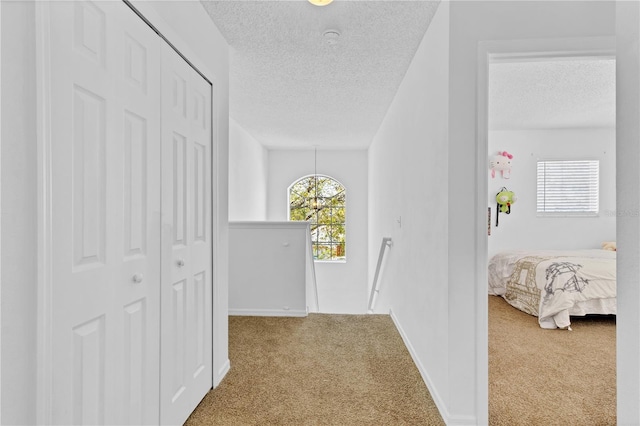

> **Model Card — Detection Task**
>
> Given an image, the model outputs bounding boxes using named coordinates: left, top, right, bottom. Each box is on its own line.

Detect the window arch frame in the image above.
left=287, top=174, right=347, bottom=262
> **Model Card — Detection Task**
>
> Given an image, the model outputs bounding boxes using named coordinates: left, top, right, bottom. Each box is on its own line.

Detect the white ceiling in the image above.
left=489, top=58, right=616, bottom=131
left=200, top=2, right=615, bottom=148
left=201, top=0, right=440, bottom=149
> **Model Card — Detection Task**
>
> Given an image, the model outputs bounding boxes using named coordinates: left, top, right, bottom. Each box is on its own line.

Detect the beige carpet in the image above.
left=185, top=299, right=614, bottom=425
left=185, top=314, right=445, bottom=425
left=489, top=295, right=616, bottom=425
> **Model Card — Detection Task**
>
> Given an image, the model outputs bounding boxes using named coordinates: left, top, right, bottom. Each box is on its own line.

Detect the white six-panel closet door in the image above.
left=159, top=40, right=213, bottom=426
left=47, top=1, right=212, bottom=424
left=50, top=2, right=162, bottom=424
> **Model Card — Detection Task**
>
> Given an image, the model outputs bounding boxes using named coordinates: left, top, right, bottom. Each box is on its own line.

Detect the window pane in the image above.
left=332, top=207, right=345, bottom=223
left=537, top=160, right=599, bottom=215
left=322, top=180, right=341, bottom=196
left=329, top=197, right=343, bottom=208
left=289, top=175, right=346, bottom=261
left=291, top=177, right=313, bottom=197
left=315, top=244, right=332, bottom=260
left=289, top=191, right=305, bottom=208
left=331, top=225, right=346, bottom=243
left=290, top=207, right=306, bottom=221
left=316, top=207, right=333, bottom=225
left=313, top=196, right=326, bottom=210
left=330, top=243, right=346, bottom=260
left=315, top=225, right=330, bottom=243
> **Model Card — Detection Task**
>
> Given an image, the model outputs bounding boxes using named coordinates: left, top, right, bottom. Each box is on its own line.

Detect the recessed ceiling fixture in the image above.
left=323, top=29, right=341, bottom=45
left=308, top=0, right=333, bottom=6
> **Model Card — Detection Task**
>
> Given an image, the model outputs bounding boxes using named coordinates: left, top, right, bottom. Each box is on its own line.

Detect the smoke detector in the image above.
left=323, top=29, right=341, bottom=45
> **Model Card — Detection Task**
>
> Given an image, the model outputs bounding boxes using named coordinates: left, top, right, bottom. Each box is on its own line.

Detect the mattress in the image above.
left=488, top=249, right=616, bottom=329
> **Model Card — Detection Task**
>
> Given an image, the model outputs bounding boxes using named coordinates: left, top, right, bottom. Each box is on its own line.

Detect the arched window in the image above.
left=289, top=175, right=346, bottom=261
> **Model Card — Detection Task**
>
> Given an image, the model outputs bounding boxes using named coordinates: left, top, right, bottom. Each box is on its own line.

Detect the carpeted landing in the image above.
left=489, top=295, right=616, bottom=426
left=186, top=298, right=615, bottom=425
left=185, top=314, right=445, bottom=425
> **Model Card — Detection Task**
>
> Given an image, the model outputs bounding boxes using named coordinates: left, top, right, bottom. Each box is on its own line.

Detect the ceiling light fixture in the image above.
left=308, top=0, right=333, bottom=6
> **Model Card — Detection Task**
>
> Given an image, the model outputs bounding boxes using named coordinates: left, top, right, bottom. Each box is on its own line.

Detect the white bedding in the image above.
left=488, top=249, right=616, bottom=329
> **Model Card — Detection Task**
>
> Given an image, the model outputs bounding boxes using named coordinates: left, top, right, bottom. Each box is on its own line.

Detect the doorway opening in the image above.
left=483, top=49, right=616, bottom=423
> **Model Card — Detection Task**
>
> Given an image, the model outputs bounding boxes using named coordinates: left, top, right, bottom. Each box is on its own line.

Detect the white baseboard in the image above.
left=214, top=359, right=230, bottom=388
left=228, top=308, right=308, bottom=317
left=447, top=415, right=477, bottom=426
left=389, top=309, right=453, bottom=425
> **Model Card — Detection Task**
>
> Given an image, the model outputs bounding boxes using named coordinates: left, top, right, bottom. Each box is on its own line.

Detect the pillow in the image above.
left=602, top=241, right=616, bottom=251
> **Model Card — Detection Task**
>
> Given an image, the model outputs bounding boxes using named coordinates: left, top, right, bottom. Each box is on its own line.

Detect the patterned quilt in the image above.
left=488, top=250, right=616, bottom=329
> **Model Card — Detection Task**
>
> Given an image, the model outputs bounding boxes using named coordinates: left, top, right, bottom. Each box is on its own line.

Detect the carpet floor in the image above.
left=489, top=295, right=616, bottom=425
left=185, top=314, right=445, bottom=425
left=185, top=298, right=615, bottom=425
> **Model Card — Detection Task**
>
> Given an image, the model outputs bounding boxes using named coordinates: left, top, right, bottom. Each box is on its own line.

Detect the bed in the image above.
left=488, top=249, right=616, bottom=329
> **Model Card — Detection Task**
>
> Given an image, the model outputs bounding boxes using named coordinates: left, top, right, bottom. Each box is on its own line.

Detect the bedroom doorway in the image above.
left=484, top=49, right=616, bottom=424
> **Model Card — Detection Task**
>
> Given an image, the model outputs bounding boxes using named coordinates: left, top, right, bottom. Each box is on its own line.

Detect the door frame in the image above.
left=475, top=35, right=616, bottom=424
left=34, top=1, right=221, bottom=423
left=0, top=3, right=3, bottom=418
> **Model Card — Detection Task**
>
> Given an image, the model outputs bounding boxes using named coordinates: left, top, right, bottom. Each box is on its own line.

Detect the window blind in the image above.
left=536, top=160, right=599, bottom=215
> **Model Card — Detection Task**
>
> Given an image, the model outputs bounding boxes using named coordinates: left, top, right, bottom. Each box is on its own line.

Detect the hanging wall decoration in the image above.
left=495, top=187, right=516, bottom=227
left=490, top=151, right=513, bottom=179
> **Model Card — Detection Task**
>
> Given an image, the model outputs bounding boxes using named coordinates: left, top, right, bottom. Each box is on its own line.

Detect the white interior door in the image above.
left=47, top=2, right=213, bottom=424
left=160, top=40, right=214, bottom=426
left=49, top=1, right=162, bottom=424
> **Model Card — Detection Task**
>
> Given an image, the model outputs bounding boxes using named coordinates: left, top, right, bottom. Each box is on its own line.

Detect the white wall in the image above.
left=615, top=2, right=640, bottom=424
left=368, top=1, right=450, bottom=420
left=0, top=1, right=230, bottom=423
left=448, top=1, right=616, bottom=423
left=229, top=118, right=268, bottom=220
left=267, top=149, right=368, bottom=313
left=1, top=2, right=37, bottom=424
left=488, top=128, right=616, bottom=258
left=229, top=222, right=309, bottom=316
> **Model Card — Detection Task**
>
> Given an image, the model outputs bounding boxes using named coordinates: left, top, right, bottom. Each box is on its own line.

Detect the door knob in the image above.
left=177, top=259, right=185, bottom=267
left=132, top=273, right=144, bottom=283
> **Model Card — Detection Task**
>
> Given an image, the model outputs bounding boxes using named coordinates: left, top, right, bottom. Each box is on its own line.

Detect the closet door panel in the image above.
left=115, top=5, right=163, bottom=424
left=188, top=73, right=213, bottom=383
left=160, top=42, right=213, bottom=426
left=48, top=2, right=162, bottom=424
left=50, top=3, right=116, bottom=423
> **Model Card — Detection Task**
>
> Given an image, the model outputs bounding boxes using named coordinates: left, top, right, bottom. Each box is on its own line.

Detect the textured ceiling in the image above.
left=489, top=58, right=616, bottom=131
left=201, top=0, right=440, bottom=149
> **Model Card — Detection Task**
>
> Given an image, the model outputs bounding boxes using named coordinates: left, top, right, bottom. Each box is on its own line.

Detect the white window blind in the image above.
left=537, top=160, right=599, bottom=215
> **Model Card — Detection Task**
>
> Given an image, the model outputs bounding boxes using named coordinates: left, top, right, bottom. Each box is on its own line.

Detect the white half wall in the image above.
left=229, top=222, right=309, bottom=316
left=267, top=149, right=368, bottom=314
left=488, top=128, right=616, bottom=258
left=449, top=1, right=616, bottom=423
left=229, top=117, right=268, bottom=221
left=368, top=1, right=450, bottom=421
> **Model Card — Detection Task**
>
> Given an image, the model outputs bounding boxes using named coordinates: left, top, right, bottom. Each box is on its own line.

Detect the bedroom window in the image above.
left=288, top=175, right=346, bottom=261
left=537, top=160, right=599, bottom=216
